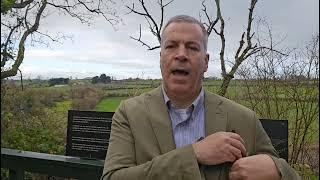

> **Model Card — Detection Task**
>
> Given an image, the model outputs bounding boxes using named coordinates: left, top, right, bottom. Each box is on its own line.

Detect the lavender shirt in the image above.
left=162, top=86, right=205, bottom=148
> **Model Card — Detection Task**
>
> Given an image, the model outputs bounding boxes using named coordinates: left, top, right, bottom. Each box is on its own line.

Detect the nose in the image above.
left=174, top=45, right=188, bottom=61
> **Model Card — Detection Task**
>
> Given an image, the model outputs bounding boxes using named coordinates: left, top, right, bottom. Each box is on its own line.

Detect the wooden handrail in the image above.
left=1, top=148, right=104, bottom=180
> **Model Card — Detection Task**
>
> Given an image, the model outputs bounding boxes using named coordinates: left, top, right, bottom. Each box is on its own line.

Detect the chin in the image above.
left=167, top=83, right=191, bottom=94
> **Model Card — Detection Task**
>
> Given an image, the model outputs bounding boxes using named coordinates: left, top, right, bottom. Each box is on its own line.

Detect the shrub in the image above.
left=70, top=85, right=104, bottom=110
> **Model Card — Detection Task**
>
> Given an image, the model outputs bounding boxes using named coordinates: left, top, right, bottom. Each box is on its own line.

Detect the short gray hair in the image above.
left=161, top=15, right=208, bottom=51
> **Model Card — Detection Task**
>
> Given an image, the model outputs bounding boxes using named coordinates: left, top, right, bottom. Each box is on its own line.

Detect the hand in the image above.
left=192, top=132, right=246, bottom=165
left=229, top=154, right=281, bottom=180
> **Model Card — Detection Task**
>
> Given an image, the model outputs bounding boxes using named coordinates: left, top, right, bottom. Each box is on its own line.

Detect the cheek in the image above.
left=193, top=60, right=207, bottom=74
left=161, top=56, right=170, bottom=67
left=160, top=59, right=169, bottom=76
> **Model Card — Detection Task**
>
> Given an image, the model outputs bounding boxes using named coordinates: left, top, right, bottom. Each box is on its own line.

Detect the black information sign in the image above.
left=260, top=119, right=288, bottom=161
left=66, top=110, right=114, bottom=160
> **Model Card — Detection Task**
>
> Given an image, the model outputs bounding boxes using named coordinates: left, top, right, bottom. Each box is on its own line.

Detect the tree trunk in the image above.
left=218, top=75, right=233, bottom=96
left=18, top=69, right=24, bottom=91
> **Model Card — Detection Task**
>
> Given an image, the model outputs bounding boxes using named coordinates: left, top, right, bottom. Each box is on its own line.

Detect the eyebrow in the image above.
left=164, top=40, right=201, bottom=46
left=163, top=40, right=177, bottom=45
left=186, top=41, right=200, bottom=47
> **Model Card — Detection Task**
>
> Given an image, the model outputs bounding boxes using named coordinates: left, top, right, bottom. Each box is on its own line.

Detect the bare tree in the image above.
left=1, top=0, right=120, bottom=79
left=202, top=0, right=262, bottom=96
left=125, top=0, right=173, bottom=50
left=200, top=0, right=287, bottom=96
left=126, top=0, right=286, bottom=96
left=237, top=34, right=319, bottom=176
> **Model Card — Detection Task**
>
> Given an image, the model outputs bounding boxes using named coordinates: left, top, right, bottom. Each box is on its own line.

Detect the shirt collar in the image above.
left=162, top=84, right=171, bottom=107
left=161, top=84, right=204, bottom=111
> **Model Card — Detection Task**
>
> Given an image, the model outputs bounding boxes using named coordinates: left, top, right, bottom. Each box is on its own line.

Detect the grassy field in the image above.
left=94, top=97, right=128, bottom=112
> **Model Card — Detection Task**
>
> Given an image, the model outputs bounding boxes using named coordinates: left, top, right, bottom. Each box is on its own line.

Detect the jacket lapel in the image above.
left=204, top=91, right=227, bottom=135
left=145, top=87, right=176, bottom=154
left=204, top=91, right=228, bottom=180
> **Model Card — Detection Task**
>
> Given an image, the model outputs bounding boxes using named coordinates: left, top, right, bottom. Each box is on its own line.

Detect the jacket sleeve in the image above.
left=101, top=101, right=202, bottom=180
left=254, top=114, right=301, bottom=180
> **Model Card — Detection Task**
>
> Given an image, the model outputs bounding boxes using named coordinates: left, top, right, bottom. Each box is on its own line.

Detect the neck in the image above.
left=170, top=98, right=193, bottom=109
left=164, top=86, right=201, bottom=109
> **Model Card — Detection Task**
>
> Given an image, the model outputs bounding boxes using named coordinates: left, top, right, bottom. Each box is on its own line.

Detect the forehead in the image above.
left=162, top=22, right=204, bottom=43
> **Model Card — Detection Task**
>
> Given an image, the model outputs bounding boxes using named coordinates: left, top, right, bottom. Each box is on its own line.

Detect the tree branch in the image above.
left=2, top=0, right=120, bottom=79
left=1, top=19, right=23, bottom=67
left=130, top=24, right=160, bottom=50
left=127, top=0, right=173, bottom=49
left=229, top=0, right=258, bottom=78
left=235, top=32, right=245, bottom=59
left=12, top=0, right=34, bottom=9
left=1, top=0, right=47, bottom=79
left=214, top=0, right=227, bottom=77
left=201, top=0, right=219, bottom=36
left=47, top=2, right=89, bottom=24
left=76, top=0, right=118, bottom=25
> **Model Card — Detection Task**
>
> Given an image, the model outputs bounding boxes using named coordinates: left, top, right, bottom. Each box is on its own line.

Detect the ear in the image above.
left=204, top=53, right=209, bottom=72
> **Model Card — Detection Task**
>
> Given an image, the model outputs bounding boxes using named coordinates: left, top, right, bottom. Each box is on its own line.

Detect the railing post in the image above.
left=9, top=169, right=25, bottom=180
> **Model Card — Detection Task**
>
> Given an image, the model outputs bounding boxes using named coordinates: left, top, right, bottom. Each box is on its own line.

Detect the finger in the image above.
left=229, top=171, right=242, bottom=180
left=228, top=133, right=247, bottom=157
left=229, top=138, right=247, bottom=157
left=228, top=132, right=246, bottom=147
left=230, top=159, right=241, bottom=171
left=228, top=145, right=242, bottom=160
left=223, top=145, right=240, bottom=162
left=224, top=150, right=237, bottom=163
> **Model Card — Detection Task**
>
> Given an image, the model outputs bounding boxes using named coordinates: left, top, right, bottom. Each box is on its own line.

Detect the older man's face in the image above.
left=160, top=22, right=209, bottom=97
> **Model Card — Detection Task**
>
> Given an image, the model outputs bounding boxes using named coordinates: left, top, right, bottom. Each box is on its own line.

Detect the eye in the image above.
left=165, top=44, right=175, bottom=49
left=186, top=42, right=200, bottom=51
left=188, top=46, right=199, bottom=51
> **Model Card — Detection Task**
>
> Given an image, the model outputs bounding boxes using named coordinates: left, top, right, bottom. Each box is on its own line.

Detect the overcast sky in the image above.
left=19, top=0, right=319, bottom=80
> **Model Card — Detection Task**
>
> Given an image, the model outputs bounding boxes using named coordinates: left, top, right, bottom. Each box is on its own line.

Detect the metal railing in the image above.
left=1, top=119, right=288, bottom=180
left=1, top=148, right=104, bottom=180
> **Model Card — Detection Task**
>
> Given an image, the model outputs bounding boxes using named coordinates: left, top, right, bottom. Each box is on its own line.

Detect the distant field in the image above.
left=95, top=97, right=128, bottom=112
left=39, top=80, right=319, bottom=145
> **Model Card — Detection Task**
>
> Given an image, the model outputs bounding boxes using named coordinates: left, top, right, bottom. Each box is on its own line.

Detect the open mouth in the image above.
left=172, top=69, right=190, bottom=76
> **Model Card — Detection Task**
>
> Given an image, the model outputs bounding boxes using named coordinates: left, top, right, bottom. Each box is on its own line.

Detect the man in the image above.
left=102, top=15, right=300, bottom=180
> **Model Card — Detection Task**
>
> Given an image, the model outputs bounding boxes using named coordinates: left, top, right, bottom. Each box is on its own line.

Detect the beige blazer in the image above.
left=102, top=87, right=300, bottom=180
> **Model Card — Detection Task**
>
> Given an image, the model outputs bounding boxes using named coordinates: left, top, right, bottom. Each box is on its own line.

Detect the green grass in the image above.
left=104, top=88, right=153, bottom=97
left=54, top=101, right=71, bottom=112
left=94, top=97, right=128, bottom=112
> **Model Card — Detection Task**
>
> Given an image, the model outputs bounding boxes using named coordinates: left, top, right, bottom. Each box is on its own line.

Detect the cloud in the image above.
left=25, top=46, right=159, bottom=69
left=16, top=0, right=319, bottom=80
